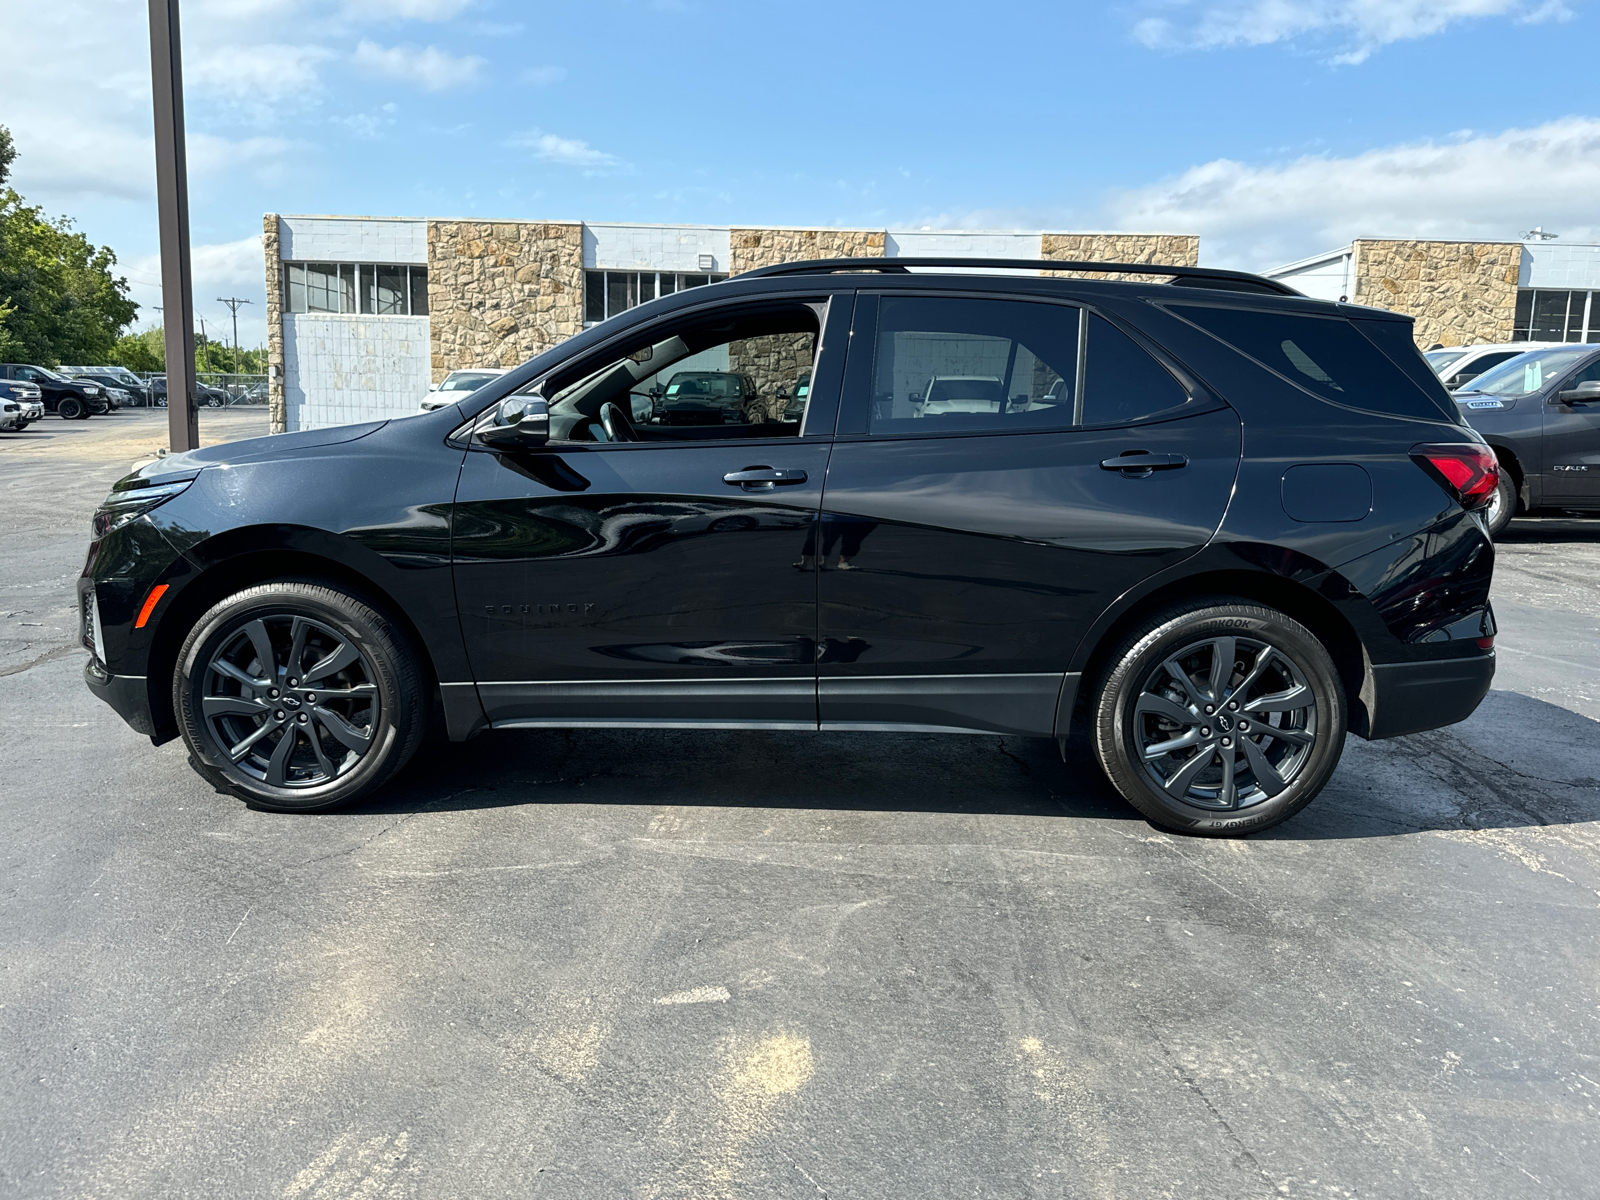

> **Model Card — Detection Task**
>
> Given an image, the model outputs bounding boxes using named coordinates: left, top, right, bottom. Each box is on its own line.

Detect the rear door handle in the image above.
left=723, top=466, right=808, bottom=489
left=1100, top=452, right=1188, bottom=475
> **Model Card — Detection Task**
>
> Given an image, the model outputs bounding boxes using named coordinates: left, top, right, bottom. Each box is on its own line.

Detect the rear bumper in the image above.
left=1363, top=652, right=1495, bottom=740
left=84, top=658, right=158, bottom=739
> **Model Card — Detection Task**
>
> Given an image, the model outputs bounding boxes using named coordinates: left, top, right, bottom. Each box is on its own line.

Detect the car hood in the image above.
left=143, top=420, right=388, bottom=477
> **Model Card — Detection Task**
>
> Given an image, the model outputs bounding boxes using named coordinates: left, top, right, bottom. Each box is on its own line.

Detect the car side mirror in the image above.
left=777, top=388, right=789, bottom=400
left=427, top=382, right=440, bottom=391
left=1556, top=380, right=1600, bottom=405
left=476, top=396, right=550, bottom=449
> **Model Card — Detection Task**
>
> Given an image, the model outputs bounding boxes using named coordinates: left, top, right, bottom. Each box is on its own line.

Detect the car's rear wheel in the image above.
left=1091, top=598, right=1346, bottom=836
left=1484, top=470, right=1517, bottom=538
left=174, top=581, right=425, bottom=812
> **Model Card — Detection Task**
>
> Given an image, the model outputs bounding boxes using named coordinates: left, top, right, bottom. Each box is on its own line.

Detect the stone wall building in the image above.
left=1266, top=238, right=1600, bottom=349
left=263, top=216, right=1198, bottom=432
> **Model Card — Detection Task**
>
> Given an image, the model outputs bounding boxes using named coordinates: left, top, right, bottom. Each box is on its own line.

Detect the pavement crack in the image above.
left=0, top=642, right=80, bottom=678
left=1151, top=1031, right=1282, bottom=1197
left=995, top=738, right=1032, bottom=775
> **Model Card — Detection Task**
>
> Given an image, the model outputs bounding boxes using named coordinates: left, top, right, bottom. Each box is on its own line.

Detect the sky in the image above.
left=3, top=0, right=1597, bottom=351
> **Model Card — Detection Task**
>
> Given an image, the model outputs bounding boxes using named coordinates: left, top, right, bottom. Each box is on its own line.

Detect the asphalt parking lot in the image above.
left=3, top=408, right=1598, bottom=1199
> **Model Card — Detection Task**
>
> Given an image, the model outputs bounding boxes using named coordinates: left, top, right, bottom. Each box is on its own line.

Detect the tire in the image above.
left=1484, top=470, right=1517, bottom=538
left=174, top=581, right=426, bottom=812
left=1091, top=597, right=1346, bottom=837
left=58, top=397, right=84, bottom=420
left=206, top=396, right=222, bottom=408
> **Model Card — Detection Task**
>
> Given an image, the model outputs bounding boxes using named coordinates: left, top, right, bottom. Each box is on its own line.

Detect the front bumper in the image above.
left=1364, top=651, right=1495, bottom=739
left=84, top=658, right=158, bottom=738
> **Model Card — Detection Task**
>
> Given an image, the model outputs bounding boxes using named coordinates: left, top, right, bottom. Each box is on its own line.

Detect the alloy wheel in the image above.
left=1132, top=634, right=1318, bottom=811
left=201, top=614, right=379, bottom=788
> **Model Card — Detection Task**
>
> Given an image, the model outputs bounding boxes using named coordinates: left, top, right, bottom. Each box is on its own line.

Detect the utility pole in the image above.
left=148, top=0, right=197, bottom=452
left=217, top=297, right=252, bottom=375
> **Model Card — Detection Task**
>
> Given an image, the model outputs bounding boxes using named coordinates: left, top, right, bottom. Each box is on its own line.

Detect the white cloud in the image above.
left=188, top=43, right=334, bottom=104
left=343, top=0, right=475, bottom=17
left=511, top=130, right=626, bottom=172
left=517, top=65, right=568, bottom=86
left=1108, top=116, right=1600, bottom=268
left=125, top=235, right=270, bottom=348
left=1134, top=0, right=1573, bottom=62
left=353, top=40, right=486, bottom=90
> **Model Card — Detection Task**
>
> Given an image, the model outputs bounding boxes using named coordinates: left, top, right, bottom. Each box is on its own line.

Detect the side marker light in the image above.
left=135, top=584, right=170, bottom=629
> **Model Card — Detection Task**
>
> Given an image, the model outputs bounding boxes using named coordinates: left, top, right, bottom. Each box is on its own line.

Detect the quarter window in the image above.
left=1082, top=315, right=1189, bottom=425
left=284, top=263, right=428, bottom=316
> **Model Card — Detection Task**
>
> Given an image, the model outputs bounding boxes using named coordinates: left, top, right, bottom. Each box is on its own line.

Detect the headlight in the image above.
left=93, top=474, right=198, bottom=537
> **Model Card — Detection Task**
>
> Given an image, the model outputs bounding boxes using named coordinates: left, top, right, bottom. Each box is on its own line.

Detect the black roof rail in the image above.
left=734, top=256, right=1302, bottom=297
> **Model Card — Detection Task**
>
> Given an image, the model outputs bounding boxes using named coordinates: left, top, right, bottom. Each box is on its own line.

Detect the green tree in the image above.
left=0, top=127, right=139, bottom=366
left=112, top=327, right=165, bottom=373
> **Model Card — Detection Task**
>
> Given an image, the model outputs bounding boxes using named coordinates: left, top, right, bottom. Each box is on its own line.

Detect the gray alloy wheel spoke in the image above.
left=1161, top=657, right=1207, bottom=709
left=1231, top=648, right=1277, bottom=698
left=285, top=618, right=310, bottom=681
left=264, top=727, right=298, bottom=787
left=243, top=620, right=277, bottom=681
left=213, top=659, right=270, bottom=690
left=1207, top=636, right=1236, bottom=703
left=302, top=640, right=360, bottom=685
left=1164, top=746, right=1217, bottom=797
left=1136, top=692, right=1200, bottom=727
left=1217, top=745, right=1237, bottom=808
left=227, top=720, right=275, bottom=763
left=307, top=726, right=339, bottom=778
left=310, top=682, right=376, bottom=701
left=1143, top=728, right=1202, bottom=761
left=1259, top=724, right=1314, bottom=746
left=203, top=695, right=270, bottom=719
left=312, top=706, right=371, bottom=753
left=1238, top=735, right=1288, bottom=797
left=1245, top=683, right=1313, bottom=713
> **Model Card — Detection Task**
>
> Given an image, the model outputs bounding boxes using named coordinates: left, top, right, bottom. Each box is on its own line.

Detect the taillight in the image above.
left=1410, top=443, right=1499, bottom=511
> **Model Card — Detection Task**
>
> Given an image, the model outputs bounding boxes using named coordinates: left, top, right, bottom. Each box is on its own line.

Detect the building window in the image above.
left=584, top=269, right=729, bottom=324
left=1513, top=289, right=1599, bottom=343
left=284, top=263, right=428, bottom=315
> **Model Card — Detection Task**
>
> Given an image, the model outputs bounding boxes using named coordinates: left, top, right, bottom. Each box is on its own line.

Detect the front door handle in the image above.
left=723, top=466, right=808, bottom=490
left=1100, top=452, right=1188, bottom=476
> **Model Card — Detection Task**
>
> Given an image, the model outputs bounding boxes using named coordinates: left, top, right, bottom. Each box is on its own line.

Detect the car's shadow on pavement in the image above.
left=347, top=687, right=1600, bottom=840
left=1499, top=515, right=1600, bottom=543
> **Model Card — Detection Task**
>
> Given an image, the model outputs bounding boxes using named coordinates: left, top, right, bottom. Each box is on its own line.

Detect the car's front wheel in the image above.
left=174, top=581, right=425, bottom=812
left=58, top=397, right=84, bottom=420
left=1484, top=469, right=1518, bottom=538
left=1091, top=598, right=1346, bottom=836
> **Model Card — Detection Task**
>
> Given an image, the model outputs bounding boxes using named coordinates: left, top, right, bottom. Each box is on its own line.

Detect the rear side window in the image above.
left=869, top=296, right=1080, bottom=435
left=1174, top=305, right=1455, bottom=422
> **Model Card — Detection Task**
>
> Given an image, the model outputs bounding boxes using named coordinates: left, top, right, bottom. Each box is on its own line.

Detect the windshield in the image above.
left=441, top=372, right=500, bottom=391
left=31, top=365, right=66, bottom=381
left=1425, top=349, right=1467, bottom=372
left=1464, top=346, right=1597, bottom=397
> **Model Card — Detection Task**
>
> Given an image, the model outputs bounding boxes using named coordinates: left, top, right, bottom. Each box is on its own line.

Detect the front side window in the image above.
left=538, top=302, right=819, bottom=443
left=868, top=297, right=1081, bottom=435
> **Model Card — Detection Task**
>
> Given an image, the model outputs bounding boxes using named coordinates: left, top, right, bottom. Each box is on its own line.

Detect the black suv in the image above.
left=0, top=364, right=105, bottom=419
left=80, top=259, right=1498, bottom=836
left=1447, top=344, right=1600, bottom=535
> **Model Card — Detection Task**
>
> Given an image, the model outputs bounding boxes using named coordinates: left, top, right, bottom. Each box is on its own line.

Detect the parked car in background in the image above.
left=420, top=369, right=508, bottom=412
left=781, top=371, right=811, bottom=422
left=1431, top=342, right=1568, bottom=392
left=648, top=370, right=759, bottom=425
left=0, top=379, right=43, bottom=429
left=1451, top=343, right=1600, bottom=535
left=0, top=399, right=24, bottom=431
left=82, top=256, right=1498, bottom=836
left=63, top=366, right=153, bottom=406
left=0, top=364, right=103, bottom=419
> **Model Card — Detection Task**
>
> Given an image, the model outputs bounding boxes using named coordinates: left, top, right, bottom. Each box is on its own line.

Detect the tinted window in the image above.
left=868, top=297, right=1079, bottom=435
left=1082, top=314, right=1189, bottom=425
left=1178, top=305, right=1453, bottom=421
left=1468, top=346, right=1597, bottom=396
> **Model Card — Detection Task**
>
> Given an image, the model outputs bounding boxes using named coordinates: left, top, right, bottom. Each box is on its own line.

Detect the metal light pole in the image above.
left=148, top=0, right=198, bottom=452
